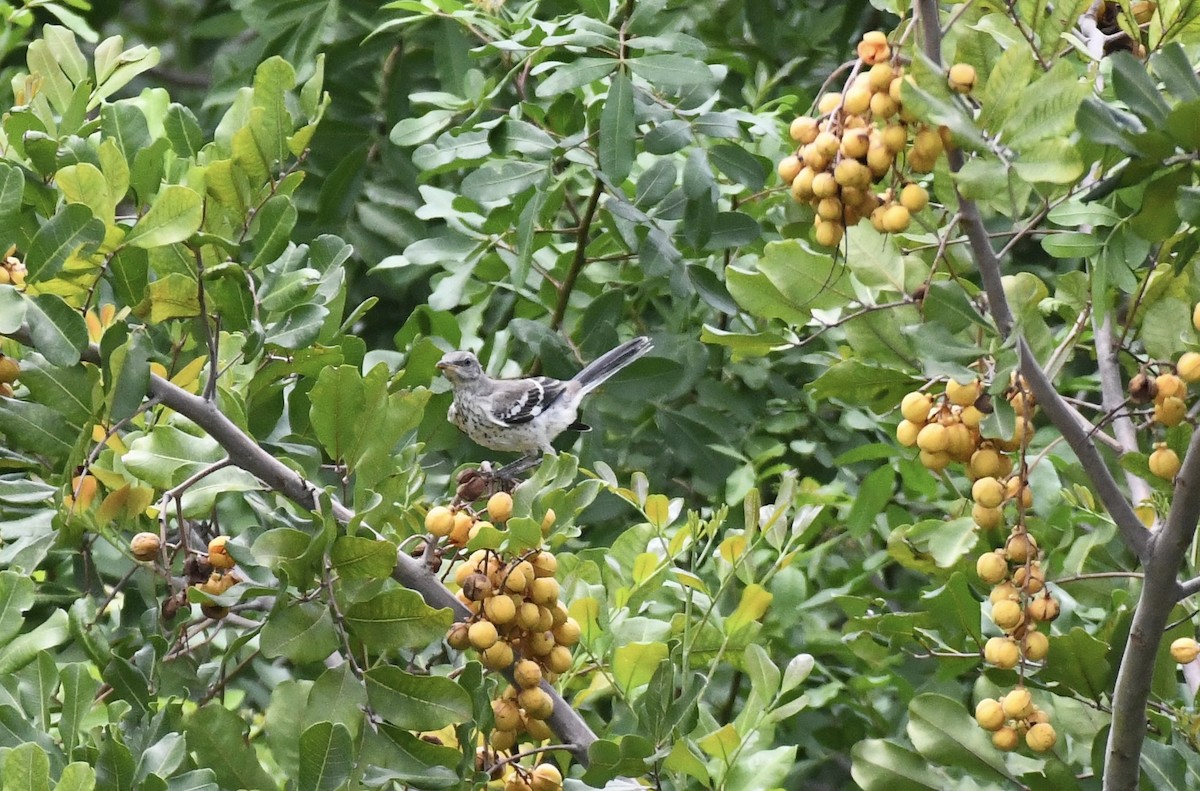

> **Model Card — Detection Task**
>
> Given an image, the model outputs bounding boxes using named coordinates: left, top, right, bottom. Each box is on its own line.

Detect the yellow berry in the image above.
left=468, top=620, right=499, bottom=650
left=208, top=536, right=235, bottom=570
left=948, top=63, right=977, bottom=93
left=1004, top=532, right=1037, bottom=564
left=1154, top=396, right=1187, bottom=427
left=945, top=377, right=980, bottom=407
left=513, top=659, right=543, bottom=689
left=492, top=698, right=523, bottom=731
left=975, top=550, right=1008, bottom=584
left=1027, top=595, right=1060, bottom=622
left=975, top=698, right=1005, bottom=731
left=0, top=355, right=18, bottom=385
left=817, top=92, right=842, bottom=115
left=483, top=595, right=517, bottom=625
left=1171, top=637, right=1200, bottom=663
left=487, top=492, right=513, bottom=523
left=426, top=506, right=454, bottom=537
left=972, top=504, right=1004, bottom=529
left=130, top=532, right=161, bottom=561
left=1178, top=352, right=1200, bottom=383
left=969, top=448, right=1003, bottom=478
left=1149, top=443, right=1181, bottom=481
left=991, top=599, right=1023, bottom=631
left=529, top=763, right=563, bottom=791
left=1025, top=722, right=1057, bottom=753
left=983, top=636, right=1020, bottom=669
left=790, top=116, right=819, bottom=144
left=896, top=419, right=921, bottom=447
left=972, top=477, right=1005, bottom=508
left=552, top=618, right=581, bottom=647
left=880, top=203, right=911, bottom=233
left=481, top=640, right=514, bottom=670
left=1023, top=630, right=1049, bottom=661
left=777, top=155, right=802, bottom=184
left=518, top=687, right=554, bottom=720
left=1193, top=303, right=1200, bottom=333
left=813, top=219, right=844, bottom=248
left=992, top=725, right=1019, bottom=751
left=916, top=422, right=948, bottom=453
left=1001, top=688, right=1034, bottom=719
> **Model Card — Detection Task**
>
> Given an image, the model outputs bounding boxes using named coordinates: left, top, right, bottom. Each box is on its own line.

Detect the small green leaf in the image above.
left=533, top=57, right=616, bottom=97
left=298, top=722, right=354, bottom=791
left=600, top=69, right=635, bottom=184
left=344, top=589, right=453, bottom=651
left=124, top=186, right=203, bottom=248
left=330, top=535, right=397, bottom=580
left=363, top=667, right=472, bottom=730
left=260, top=603, right=339, bottom=664
left=24, top=294, right=88, bottom=367
left=1111, top=50, right=1170, bottom=126
left=850, top=740, right=945, bottom=791
left=25, top=204, right=105, bottom=282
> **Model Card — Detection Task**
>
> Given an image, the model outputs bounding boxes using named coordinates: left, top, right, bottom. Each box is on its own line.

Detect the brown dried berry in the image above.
left=1129, top=372, right=1157, bottom=404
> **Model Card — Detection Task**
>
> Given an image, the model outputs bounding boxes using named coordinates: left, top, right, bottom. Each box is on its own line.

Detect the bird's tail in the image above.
left=573, top=336, right=653, bottom=395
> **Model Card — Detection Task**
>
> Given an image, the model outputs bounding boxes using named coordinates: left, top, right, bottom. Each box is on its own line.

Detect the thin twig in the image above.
left=550, top=179, right=604, bottom=331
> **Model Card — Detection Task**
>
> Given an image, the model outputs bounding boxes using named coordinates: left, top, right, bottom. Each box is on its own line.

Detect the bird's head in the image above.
left=436, top=350, right=485, bottom=386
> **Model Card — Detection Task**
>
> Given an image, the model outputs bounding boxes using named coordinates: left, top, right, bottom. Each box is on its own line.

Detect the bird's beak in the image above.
left=436, top=360, right=450, bottom=371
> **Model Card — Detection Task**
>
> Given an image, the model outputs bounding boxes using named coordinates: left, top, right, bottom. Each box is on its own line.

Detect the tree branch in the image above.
left=3, top=325, right=599, bottom=763
left=550, top=179, right=604, bottom=331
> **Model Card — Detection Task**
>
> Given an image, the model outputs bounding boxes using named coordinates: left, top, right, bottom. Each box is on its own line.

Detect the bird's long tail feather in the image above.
left=573, top=336, right=653, bottom=394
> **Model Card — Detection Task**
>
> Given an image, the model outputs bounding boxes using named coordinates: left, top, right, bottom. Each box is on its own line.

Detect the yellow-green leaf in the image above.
left=726, top=583, right=773, bottom=635
left=124, top=185, right=202, bottom=248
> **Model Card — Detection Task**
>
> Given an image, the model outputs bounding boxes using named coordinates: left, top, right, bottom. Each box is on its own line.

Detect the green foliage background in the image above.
left=2, top=0, right=1200, bottom=790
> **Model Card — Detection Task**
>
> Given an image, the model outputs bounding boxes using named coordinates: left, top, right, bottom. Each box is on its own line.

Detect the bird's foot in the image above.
left=452, top=455, right=541, bottom=506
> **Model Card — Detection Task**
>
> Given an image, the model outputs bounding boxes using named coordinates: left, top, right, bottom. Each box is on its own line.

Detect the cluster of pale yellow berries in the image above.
left=777, top=31, right=976, bottom=248
left=426, top=492, right=573, bottom=791
left=0, top=250, right=27, bottom=288
left=974, top=687, right=1057, bottom=753
left=895, top=375, right=1033, bottom=486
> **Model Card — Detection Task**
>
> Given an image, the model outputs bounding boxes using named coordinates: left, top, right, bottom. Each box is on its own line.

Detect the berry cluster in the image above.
left=974, top=687, right=1057, bottom=752
left=427, top=492, right=575, bottom=791
left=777, top=31, right=976, bottom=248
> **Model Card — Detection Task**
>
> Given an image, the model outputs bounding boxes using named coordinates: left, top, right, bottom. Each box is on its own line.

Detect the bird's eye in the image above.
left=456, top=360, right=469, bottom=366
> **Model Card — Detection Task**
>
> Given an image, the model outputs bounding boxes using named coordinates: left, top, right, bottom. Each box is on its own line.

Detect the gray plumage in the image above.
left=437, top=336, right=653, bottom=454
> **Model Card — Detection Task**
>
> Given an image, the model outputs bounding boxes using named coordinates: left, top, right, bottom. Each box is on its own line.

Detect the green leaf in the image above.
left=59, top=663, right=100, bottom=758
left=344, top=588, right=453, bottom=651
left=1152, top=43, right=1200, bottom=102
left=629, top=54, right=712, bottom=89
left=53, top=763, right=96, bottom=791
left=25, top=204, right=105, bottom=282
left=251, top=56, right=296, bottom=169
left=24, top=294, right=88, bottom=367
left=124, top=186, right=203, bottom=248
left=185, top=705, right=276, bottom=791
left=600, top=69, right=635, bottom=184
left=260, top=603, right=339, bottom=664
left=330, top=535, right=398, bottom=580
left=309, top=365, right=365, bottom=463
left=1075, top=96, right=1145, bottom=154
left=144, top=272, right=201, bottom=323
left=4, top=741, right=51, bottom=791
left=1111, top=50, right=1170, bottom=126
left=1011, top=138, right=1083, bottom=184
left=249, top=196, right=298, bottom=270
left=0, top=610, right=69, bottom=675
left=461, top=161, right=545, bottom=203
left=298, top=722, right=354, bottom=791
left=304, top=664, right=366, bottom=741
left=613, top=641, right=669, bottom=695
left=363, top=667, right=472, bottom=730
left=122, top=426, right=225, bottom=489
left=361, top=725, right=459, bottom=789
left=0, top=398, right=77, bottom=463
left=533, top=57, right=616, bottom=97
left=0, top=571, right=34, bottom=645
left=709, top=144, right=768, bottom=190
left=921, top=572, right=981, bottom=645
left=703, top=212, right=760, bottom=250
left=1040, top=627, right=1111, bottom=700
left=807, top=360, right=920, bottom=412
left=850, top=740, right=945, bottom=791
left=906, top=694, right=1009, bottom=780
left=923, top=281, right=987, bottom=333
left=757, top=239, right=851, bottom=311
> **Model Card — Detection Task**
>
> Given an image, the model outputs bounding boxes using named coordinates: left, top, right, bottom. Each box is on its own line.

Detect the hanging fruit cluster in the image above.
left=0, top=249, right=26, bottom=287
left=427, top=492, right=574, bottom=791
left=974, top=687, right=1057, bottom=752
left=777, top=31, right=975, bottom=248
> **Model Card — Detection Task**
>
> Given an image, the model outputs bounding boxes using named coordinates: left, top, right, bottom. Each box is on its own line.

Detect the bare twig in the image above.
left=550, top=179, right=604, bottom=331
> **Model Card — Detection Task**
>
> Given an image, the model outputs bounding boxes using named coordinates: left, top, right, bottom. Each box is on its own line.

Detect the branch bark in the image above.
left=4, top=326, right=599, bottom=763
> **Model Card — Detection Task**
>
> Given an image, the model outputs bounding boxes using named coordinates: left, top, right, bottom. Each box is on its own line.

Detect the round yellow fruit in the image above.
left=916, top=422, right=949, bottom=453
left=896, top=420, right=921, bottom=447
left=969, top=448, right=1003, bottom=478
left=777, top=155, right=802, bottom=183
left=1025, top=722, right=1057, bottom=752
left=514, top=659, right=543, bottom=690
left=1001, top=687, right=1034, bottom=719
left=481, top=640, right=514, bottom=670
left=487, top=491, right=513, bottom=523
left=991, top=599, right=1023, bottom=631
left=518, top=687, right=554, bottom=720
left=1156, top=372, right=1186, bottom=400
left=492, top=698, right=522, bottom=731
left=1194, top=302, right=1200, bottom=333
left=1178, top=352, right=1200, bottom=383
left=984, top=636, right=1020, bottom=669
left=1149, top=444, right=1181, bottom=480
left=1154, top=396, right=1187, bottom=427
left=1004, top=532, right=1037, bottom=564
left=546, top=645, right=573, bottom=674
left=948, top=63, right=977, bottom=93
left=972, top=477, right=1005, bottom=508
left=426, top=506, right=454, bottom=537
left=552, top=618, right=581, bottom=647
left=1027, top=595, right=1060, bottom=622
left=130, top=532, right=162, bottom=561
left=900, top=391, right=933, bottom=423
left=529, top=763, right=563, bottom=791
left=208, top=536, right=235, bottom=570
left=992, top=725, right=1019, bottom=751
left=974, top=698, right=1005, bottom=731
left=975, top=551, right=1008, bottom=584
left=0, top=355, right=18, bottom=385
left=446, top=623, right=470, bottom=650
left=899, top=183, right=929, bottom=214
left=790, top=116, right=819, bottom=144
left=1023, top=630, right=1049, bottom=661
left=468, top=620, right=499, bottom=650
left=483, top=595, right=517, bottom=625
left=1171, top=637, right=1200, bottom=663
left=972, top=504, right=1004, bottom=530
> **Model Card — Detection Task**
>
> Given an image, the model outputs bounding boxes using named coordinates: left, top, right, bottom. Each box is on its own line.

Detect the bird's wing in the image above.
left=490, top=376, right=569, bottom=425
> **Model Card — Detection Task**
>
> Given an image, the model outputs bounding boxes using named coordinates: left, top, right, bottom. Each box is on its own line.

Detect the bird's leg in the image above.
left=493, top=453, right=541, bottom=487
